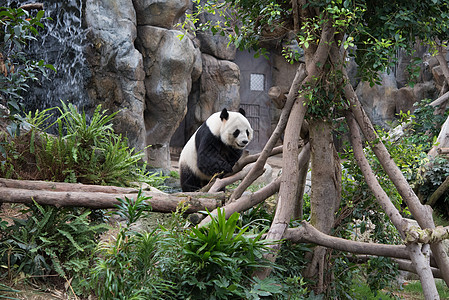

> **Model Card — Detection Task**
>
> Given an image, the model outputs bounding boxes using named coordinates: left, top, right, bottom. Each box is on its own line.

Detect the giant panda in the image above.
left=179, top=108, right=253, bottom=192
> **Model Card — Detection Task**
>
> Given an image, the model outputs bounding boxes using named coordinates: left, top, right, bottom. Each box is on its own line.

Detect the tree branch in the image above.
left=429, top=90, right=449, bottom=108
left=349, top=256, right=442, bottom=279
left=284, top=221, right=410, bottom=259
left=199, top=177, right=281, bottom=226
left=229, top=63, right=307, bottom=201
left=231, top=146, right=283, bottom=175
left=19, top=3, right=44, bottom=11
left=345, top=111, right=408, bottom=238
left=427, top=175, right=449, bottom=207
left=338, top=57, right=449, bottom=288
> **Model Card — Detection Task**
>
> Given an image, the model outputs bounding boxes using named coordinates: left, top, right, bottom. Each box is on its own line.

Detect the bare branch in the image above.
left=429, top=90, right=449, bottom=108
left=349, top=256, right=442, bottom=279
left=284, top=221, right=410, bottom=259
left=199, top=177, right=281, bottom=226
left=339, top=61, right=449, bottom=288
left=427, top=175, right=449, bottom=207
left=232, top=146, right=283, bottom=174
left=230, top=63, right=307, bottom=201
left=345, top=111, right=408, bottom=239
left=209, top=165, right=252, bottom=193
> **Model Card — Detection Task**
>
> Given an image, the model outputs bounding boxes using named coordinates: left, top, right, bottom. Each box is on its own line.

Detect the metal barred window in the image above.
left=250, top=73, right=265, bottom=91
left=240, top=104, right=260, bottom=143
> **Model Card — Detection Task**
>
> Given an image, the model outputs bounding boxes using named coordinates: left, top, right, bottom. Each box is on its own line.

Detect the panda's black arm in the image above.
left=195, top=126, right=235, bottom=176
left=197, top=139, right=234, bottom=176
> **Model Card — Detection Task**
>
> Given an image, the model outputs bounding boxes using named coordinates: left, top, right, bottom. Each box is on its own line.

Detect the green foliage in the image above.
left=0, top=201, right=108, bottom=281
left=397, top=99, right=449, bottom=209
left=172, top=208, right=278, bottom=299
left=90, top=202, right=285, bottom=300
left=418, top=156, right=449, bottom=205
left=0, top=102, right=161, bottom=187
left=113, top=189, right=152, bottom=229
left=0, top=6, right=55, bottom=118
left=399, top=98, right=448, bottom=151
left=365, top=257, right=399, bottom=296
left=90, top=191, right=174, bottom=299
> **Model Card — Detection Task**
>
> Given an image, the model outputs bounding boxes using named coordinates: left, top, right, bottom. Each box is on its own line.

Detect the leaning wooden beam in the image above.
left=284, top=221, right=410, bottom=260
left=338, top=56, right=449, bottom=288
left=199, top=176, right=282, bottom=227
left=429, top=91, right=449, bottom=108
left=231, top=145, right=283, bottom=174
left=230, top=63, right=307, bottom=201
left=0, top=187, right=223, bottom=213
left=427, top=175, right=449, bottom=207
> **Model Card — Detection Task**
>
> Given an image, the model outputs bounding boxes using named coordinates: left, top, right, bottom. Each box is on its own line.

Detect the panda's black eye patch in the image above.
left=246, top=130, right=249, bottom=137
left=233, top=129, right=240, bottom=138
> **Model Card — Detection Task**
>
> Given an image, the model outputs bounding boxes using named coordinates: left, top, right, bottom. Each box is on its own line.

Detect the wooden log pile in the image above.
left=0, top=178, right=223, bottom=213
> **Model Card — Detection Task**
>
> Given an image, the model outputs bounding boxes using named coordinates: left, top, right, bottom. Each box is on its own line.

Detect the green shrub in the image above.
left=0, top=102, right=162, bottom=187
left=90, top=196, right=285, bottom=300
left=177, top=208, right=275, bottom=299
left=90, top=190, right=173, bottom=299
left=0, top=201, right=108, bottom=282
left=0, top=6, right=55, bottom=120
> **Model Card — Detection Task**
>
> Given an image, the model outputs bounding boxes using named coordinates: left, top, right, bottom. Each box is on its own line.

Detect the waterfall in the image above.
left=5, top=0, right=90, bottom=112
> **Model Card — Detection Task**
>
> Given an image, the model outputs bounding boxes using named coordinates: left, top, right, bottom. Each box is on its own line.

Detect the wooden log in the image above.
left=437, top=147, right=449, bottom=155
left=0, top=187, right=223, bottom=213
left=427, top=175, right=449, bottom=207
left=429, top=91, right=449, bottom=108
left=19, top=3, right=44, bottom=11
left=0, top=178, right=138, bottom=193
left=268, top=86, right=288, bottom=109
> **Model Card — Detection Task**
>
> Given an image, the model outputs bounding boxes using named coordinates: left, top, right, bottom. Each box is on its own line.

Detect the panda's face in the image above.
left=221, top=113, right=253, bottom=150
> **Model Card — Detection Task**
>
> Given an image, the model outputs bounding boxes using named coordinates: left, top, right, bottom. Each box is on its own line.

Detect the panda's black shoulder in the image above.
left=195, top=123, right=221, bottom=149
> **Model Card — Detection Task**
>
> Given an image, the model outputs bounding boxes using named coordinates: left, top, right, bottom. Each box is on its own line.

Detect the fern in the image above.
left=0, top=201, right=109, bottom=278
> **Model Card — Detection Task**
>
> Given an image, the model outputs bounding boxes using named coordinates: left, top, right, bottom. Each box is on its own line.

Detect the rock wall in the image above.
left=85, top=0, right=146, bottom=154
left=85, top=0, right=241, bottom=170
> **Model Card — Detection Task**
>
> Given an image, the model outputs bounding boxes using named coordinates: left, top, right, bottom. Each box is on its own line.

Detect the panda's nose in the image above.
left=242, top=140, right=248, bottom=145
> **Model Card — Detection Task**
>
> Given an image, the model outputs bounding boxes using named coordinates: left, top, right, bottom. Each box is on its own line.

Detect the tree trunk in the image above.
left=304, top=119, right=341, bottom=292
left=293, top=145, right=310, bottom=220
left=255, top=17, right=335, bottom=280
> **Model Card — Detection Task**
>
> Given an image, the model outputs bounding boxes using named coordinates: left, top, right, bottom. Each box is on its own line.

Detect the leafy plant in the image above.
left=0, top=201, right=108, bottom=281
left=90, top=191, right=174, bottom=299
left=0, top=6, right=55, bottom=119
left=399, top=98, right=448, bottom=152
left=0, top=102, right=160, bottom=187
left=175, top=208, right=279, bottom=299
left=90, top=199, right=286, bottom=300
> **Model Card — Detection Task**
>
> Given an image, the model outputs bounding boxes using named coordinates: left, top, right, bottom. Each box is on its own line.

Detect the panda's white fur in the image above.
left=179, top=108, right=253, bottom=192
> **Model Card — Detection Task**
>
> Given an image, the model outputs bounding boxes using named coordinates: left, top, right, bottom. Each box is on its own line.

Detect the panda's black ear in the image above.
left=238, top=108, right=246, bottom=117
left=220, top=108, right=229, bottom=121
